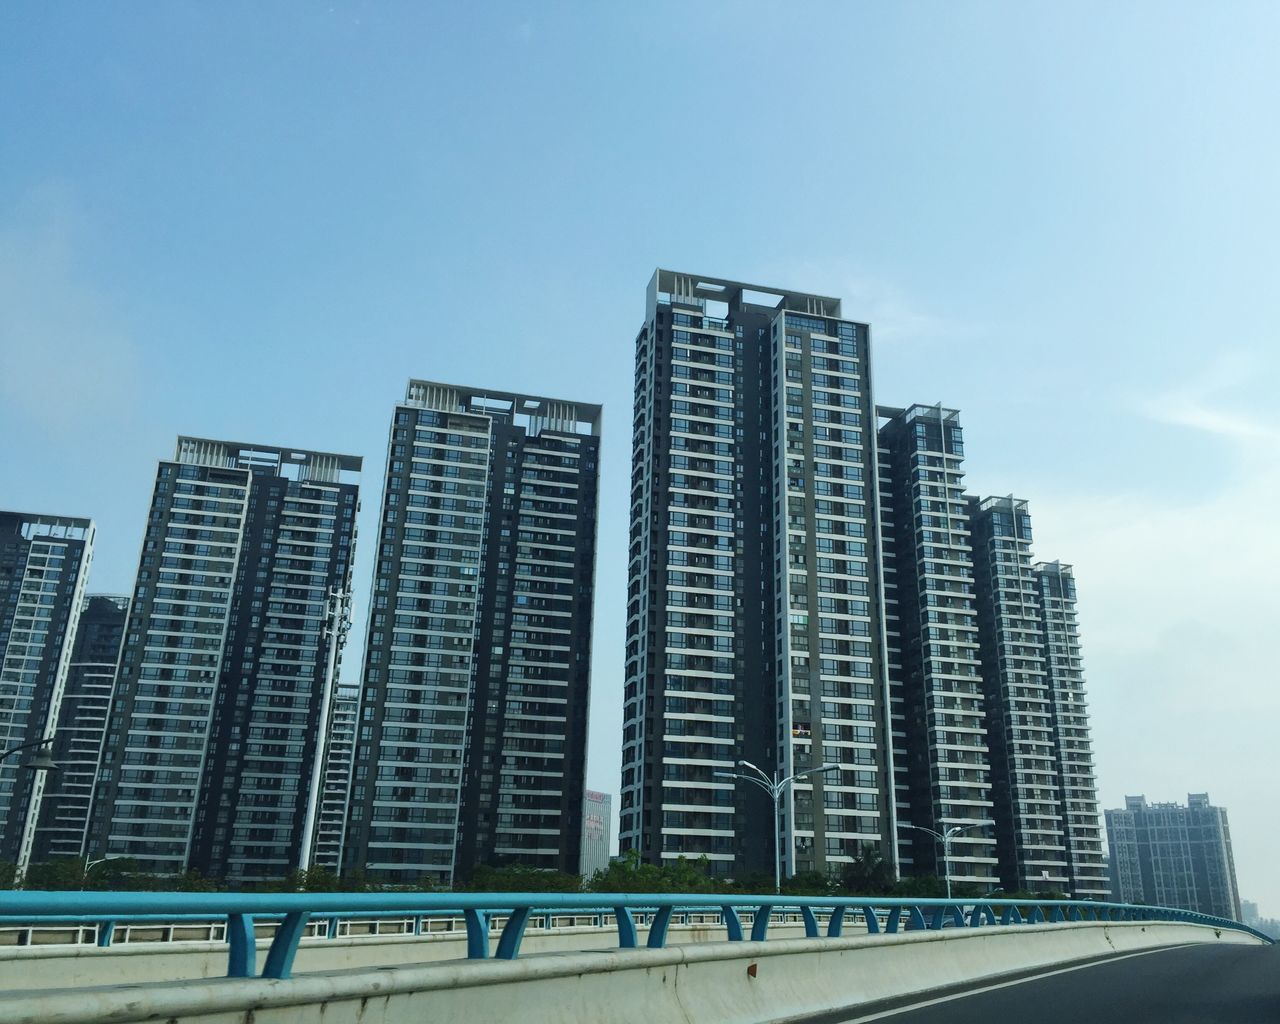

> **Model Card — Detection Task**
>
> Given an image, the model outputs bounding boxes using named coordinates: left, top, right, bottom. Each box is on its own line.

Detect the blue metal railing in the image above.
left=0, top=891, right=1269, bottom=981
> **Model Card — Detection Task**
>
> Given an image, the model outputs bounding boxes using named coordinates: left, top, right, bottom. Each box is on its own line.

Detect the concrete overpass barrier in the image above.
left=0, top=920, right=1263, bottom=1024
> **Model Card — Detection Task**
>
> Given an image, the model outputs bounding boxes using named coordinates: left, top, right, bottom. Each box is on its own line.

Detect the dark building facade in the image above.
left=620, top=271, right=895, bottom=879
left=876, top=408, right=997, bottom=887
left=1106, top=794, right=1240, bottom=919
left=969, top=496, right=1067, bottom=891
left=89, top=439, right=360, bottom=884
left=1035, top=561, right=1108, bottom=896
left=32, top=594, right=129, bottom=862
left=347, top=381, right=600, bottom=886
left=0, top=511, right=95, bottom=871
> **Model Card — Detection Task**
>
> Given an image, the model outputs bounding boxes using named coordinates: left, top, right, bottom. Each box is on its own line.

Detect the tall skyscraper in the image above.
left=347, top=381, right=600, bottom=886
left=89, top=438, right=360, bottom=884
left=0, top=511, right=95, bottom=871
left=876, top=407, right=996, bottom=887
left=1035, top=561, right=1108, bottom=896
left=969, top=496, right=1067, bottom=891
left=32, top=594, right=129, bottom=862
left=620, top=271, right=894, bottom=879
left=1106, top=793, right=1240, bottom=919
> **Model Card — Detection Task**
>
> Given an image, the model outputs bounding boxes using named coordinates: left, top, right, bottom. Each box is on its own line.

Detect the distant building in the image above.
left=33, top=594, right=129, bottom=862
left=89, top=438, right=361, bottom=884
left=1105, top=793, right=1241, bottom=920
left=0, top=511, right=95, bottom=872
left=580, top=790, right=612, bottom=880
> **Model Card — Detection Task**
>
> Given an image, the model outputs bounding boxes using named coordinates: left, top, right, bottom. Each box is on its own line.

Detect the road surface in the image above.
left=823, top=942, right=1279, bottom=1023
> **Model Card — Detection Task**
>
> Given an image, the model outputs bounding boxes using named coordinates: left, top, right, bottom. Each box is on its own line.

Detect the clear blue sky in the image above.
left=3, top=2, right=1277, bottom=912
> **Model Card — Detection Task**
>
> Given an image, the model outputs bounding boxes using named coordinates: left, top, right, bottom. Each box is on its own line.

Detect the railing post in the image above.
left=860, top=905, right=880, bottom=934
left=905, top=906, right=927, bottom=931
left=463, top=908, right=489, bottom=959
left=721, top=905, right=743, bottom=941
left=495, top=907, right=531, bottom=960
left=827, top=905, right=846, bottom=937
left=96, top=920, right=116, bottom=947
left=227, top=913, right=257, bottom=978
left=1000, top=905, right=1023, bottom=926
left=614, top=906, right=638, bottom=948
left=262, top=911, right=311, bottom=980
left=885, top=907, right=902, bottom=934
left=800, top=906, right=819, bottom=938
left=647, top=906, right=673, bottom=949
left=750, top=906, right=770, bottom=942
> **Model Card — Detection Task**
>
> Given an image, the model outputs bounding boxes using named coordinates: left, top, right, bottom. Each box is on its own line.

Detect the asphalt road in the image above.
left=831, top=942, right=1280, bottom=1024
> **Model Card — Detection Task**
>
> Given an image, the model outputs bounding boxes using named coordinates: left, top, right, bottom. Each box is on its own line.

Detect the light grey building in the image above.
left=32, top=594, right=129, bottom=862
left=89, top=438, right=361, bottom=884
left=580, top=789, right=612, bottom=881
left=620, top=271, right=895, bottom=880
left=1105, top=793, right=1240, bottom=920
left=0, top=511, right=95, bottom=872
left=346, top=381, right=601, bottom=887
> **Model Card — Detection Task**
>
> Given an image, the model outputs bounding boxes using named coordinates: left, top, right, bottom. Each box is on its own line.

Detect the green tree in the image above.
left=837, top=843, right=896, bottom=896
left=23, top=858, right=87, bottom=890
left=464, top=863, right=582, bottom=893
left=0, top=861, right=18, bottom=890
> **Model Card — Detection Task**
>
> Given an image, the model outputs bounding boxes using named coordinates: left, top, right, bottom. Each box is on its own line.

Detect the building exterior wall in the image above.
left=348, top=381, right=600, bottom=887
left=580, top=789, right=612, bottom=880
left=311, top=686, right=358, bottom=873
left=0, top=512, right=95, bottom=869
left=1105, top=794, right=1240, bottom=919
left=89, top=439, right=360, bottom=884
left=876, top=408, right=996, bottom=886
left=32, top=594, right=128, bottom=862
left=970, top=497, right=1067, bottom=892
left=1035, top=561, right=1108, bottom=897
left=620, top=271, right=894, bottom=880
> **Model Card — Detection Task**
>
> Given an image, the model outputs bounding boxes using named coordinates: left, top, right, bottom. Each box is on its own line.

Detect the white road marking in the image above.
left=837, top=943, right=1199, bottom=1022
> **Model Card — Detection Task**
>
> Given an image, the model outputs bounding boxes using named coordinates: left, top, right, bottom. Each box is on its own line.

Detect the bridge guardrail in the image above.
left=0, top=891, right=1268, bottom=981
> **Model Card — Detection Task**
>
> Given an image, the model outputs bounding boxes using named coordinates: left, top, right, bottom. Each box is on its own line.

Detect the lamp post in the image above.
left=898, top=821, right=991, bottom=900
left=714, top=759, right=839, bottom=894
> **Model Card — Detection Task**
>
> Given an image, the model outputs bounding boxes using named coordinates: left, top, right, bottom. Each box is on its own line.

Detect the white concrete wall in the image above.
left=1, top=921, right=1263, bottom=1024
left=0, top=919, right=813, bottom=991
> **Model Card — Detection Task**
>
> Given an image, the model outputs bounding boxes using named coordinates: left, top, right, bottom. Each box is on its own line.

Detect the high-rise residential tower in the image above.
left=620, top=271, right=894, bottom=879
left=969, top=497, right=1067, bottom=891
left=0, top=511, right=95, bottom=870
left=89, top=439, right=360, bottom=884
left=32, top=594, right=129, bottom=862
left=876, top=407, right=997, bottom=887
left=347, top=381, right=600, bottom=887
left=1106, top=793, right=1239, bottom=919
left=1035, top=561, right=1108, bottom=896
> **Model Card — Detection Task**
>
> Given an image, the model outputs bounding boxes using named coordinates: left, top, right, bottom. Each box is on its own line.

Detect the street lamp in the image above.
left=714, top=759, right=840, bottom=894
left=82, top=856, right=119, bottom=890
left=897, top=821, right=991, bottom=900
left=0, top=737, right=58, bottom=772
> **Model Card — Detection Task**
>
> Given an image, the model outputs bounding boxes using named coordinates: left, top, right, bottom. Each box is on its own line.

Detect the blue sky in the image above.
left=2, top=2, right=1278, bottom=911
